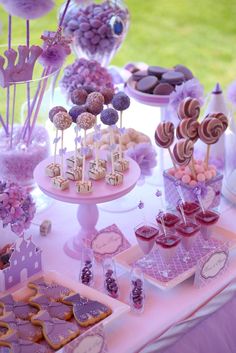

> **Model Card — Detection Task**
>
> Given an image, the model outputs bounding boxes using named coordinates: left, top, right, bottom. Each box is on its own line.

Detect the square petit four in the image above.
left=105, top=172, right=123, bottom=186
left=52, top=176, right=69, bottom=191
left=66, top=167, right=82, bottom=181
left=89, top=167, right=106, bottom=180
left=66, top=156, right=83, bottom=169
left=89, top=159, right=107, bottom=170
left=114, top=159, right=129, bottom=172
left=77, top=180, right=93, bottom=193
left=45, top=163, right=60, bottom=178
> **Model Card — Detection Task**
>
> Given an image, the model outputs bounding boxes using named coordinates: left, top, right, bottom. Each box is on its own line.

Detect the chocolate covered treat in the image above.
left=153, top=83, right=174, bottom=95
left=136, top=76, right=158, bottom=93
left=162, top=71, right=185, bottom=85
left=148, top=66, right=168, bottom=79
left=132, top=70, right=148, bottom=81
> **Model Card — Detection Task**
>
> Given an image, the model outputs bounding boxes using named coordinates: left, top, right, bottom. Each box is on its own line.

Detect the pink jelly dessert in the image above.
left=156, top=212, right=180, bottom=232
left=176, top=201, right=200, bottom=219
left=176, top=221, right=200, bottom=250
left=156, top=234, right=181, bottom=263
left=135, top=224, right=159, bottom=254
left=195, top=210, right=220, bottom=240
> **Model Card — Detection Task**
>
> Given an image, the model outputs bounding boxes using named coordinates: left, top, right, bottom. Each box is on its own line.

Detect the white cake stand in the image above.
left=34, top=155, right=140, bottom=259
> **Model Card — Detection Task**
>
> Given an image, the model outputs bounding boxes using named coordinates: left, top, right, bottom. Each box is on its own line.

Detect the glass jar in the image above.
left=60, top=0, right=130, bottom=66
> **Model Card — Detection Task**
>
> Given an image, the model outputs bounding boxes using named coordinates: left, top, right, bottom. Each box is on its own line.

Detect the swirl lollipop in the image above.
left=206, top=112, right=228, bottom=132
left=155, top=122, right=176, bottom=169
left=178, top=118, right=199, bottom=143
left=198, top=117, right=224, bottom=167
left=173, top=139, right=194, bottom=168
left=53, top=112, right=72, bottom=178
left=77, top=113, right=96, bottom=190
left=177, top=97, right=200, bottom=120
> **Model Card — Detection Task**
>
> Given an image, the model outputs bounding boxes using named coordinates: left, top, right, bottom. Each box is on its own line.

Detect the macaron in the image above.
left=147, top=66, right=168, bottom=79
left=162, top=71, right=185, bottom=85
left=136, top=76, right=158, bottom=93
left=132, top=70, right=148, bottom=81
left=153, top=82, right=174, bottom=95
left=174, top=64, right=194, bottom=80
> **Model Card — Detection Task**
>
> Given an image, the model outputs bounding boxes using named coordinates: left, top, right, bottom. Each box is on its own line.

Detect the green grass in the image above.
left=0, top=0, right=236, bottom=94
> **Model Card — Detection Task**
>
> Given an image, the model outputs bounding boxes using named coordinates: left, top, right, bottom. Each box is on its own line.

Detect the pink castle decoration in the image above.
left=0, top=45, right=43, bottom=88
left=0, top=235, right=42, bottom=291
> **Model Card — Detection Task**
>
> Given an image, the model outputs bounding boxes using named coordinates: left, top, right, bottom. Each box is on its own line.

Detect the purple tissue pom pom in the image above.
left=101, top=108, right=119, bottom=126
left=0, top=0, right=55, bottom=19
left=39, top=44, right=67, bottom=69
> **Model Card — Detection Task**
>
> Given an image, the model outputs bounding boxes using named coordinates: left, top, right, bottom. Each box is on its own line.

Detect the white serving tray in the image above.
left=114, top=226, right=236, bottom=290
left=4, top=271, right=130, bottom=352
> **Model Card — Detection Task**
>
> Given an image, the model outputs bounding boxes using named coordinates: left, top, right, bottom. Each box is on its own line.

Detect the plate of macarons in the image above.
left=125, top=64, right=194, bottom=107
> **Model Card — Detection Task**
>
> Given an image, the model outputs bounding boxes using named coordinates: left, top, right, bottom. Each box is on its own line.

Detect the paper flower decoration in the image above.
left=0, top=181, right=36, bottom=235
left=169, top=78, right=204, bottom=111
left=126, top=143, right=157, bottom=184
left=0, top=0, right=55, bottom=19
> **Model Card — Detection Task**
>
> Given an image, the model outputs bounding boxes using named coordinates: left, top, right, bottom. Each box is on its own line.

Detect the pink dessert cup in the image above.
left=195, top=210, right=220, bottom=241
left=175, top=221, right=200, bottom=263
left=134, top=223, right=159, bottom=268
left=156, top=234, right=181, bottom=263
left=176, top=201, right=200, bottom=222
left=156, top=212, right=180, bottom=234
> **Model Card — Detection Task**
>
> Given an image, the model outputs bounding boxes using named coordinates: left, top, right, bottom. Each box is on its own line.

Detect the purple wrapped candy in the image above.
left=112, top=91, right=130, bottom=111
left=53, top=112, right=72, bottom=130
left=77, top=112, right=96, bottom=130
left=71, top=87, right=88, bottom=105
left=86, top=92, right=104, bottom=115
left=100, top=108, right=118, bottom=126
left=100, top=87, right=114, bottom=105
left=69, top=105, right=87, bottom=123
left=49, top=106, right=67, bottom=122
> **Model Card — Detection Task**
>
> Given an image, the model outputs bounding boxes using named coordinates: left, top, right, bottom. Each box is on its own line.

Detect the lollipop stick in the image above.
left=82, top=130, right=86, bottom=183
left=53, top=129, right=58, bottom=165
left=196, top=193, right=205, bottom=215
left=119, top=111, right=123, bottom=161
left=190, top=157, right=197, bottom=179
left=60, top=130, right=64, bottom=177
left=168, top=147, right=177, bottom=170
left=178, top=202, right=187, bottom=225
left=95, top=141, right=99, bottom=169
left=110, top=126, right=115, bottom=174
left=75, top=127, right=78, bottom=169
left=205, top=145, right=211, bottom=168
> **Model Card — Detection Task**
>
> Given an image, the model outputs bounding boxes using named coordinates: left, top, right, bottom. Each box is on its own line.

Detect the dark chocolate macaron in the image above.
left=132, top=70, right=148, bottom=81
left=174, top=65, right=194, bottom=80
left=162, top=71, right=185, bottom=85
left=148, top=66, right=168, bottom=79
left=153, top=83, right=174, bottom=95
left=136, top=75, right=158, bottom=93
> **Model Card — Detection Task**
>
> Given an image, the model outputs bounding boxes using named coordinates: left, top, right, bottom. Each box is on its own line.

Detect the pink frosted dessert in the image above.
left=155, top=234, right=181, bottom=263
left=135, top=224, right=159, bottom=254
left=156, top=212, right=180, bottom=233
left=195, top=210, right=219, bottom=240
left=0, top=125, right=50, bottom=188
left=176, top=201, right=200, bottom=220
left=176, top=221, right=200, bottom=250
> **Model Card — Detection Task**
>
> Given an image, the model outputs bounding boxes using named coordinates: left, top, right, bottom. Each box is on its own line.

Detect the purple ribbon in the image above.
left=109, top=143, right=117, bottom=152
left=74, top=136, right=81, bottom=144
left=59, top=147, right=67, bottom=156
left=155, top=189, right=162, bottom=197
left=53, top=136, right=61, bottom=144
left=138, top=200, right=144, bottom=209
left=119, top=127, right=126, bottom=135
left=80, top=146, right=90, bottom=156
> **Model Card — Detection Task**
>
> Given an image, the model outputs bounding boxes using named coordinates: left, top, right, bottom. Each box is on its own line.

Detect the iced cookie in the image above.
left=30, top=295, right=72, bottom=321
left=31, top=310, right=80, bottom=350
left=28, top=278, right=73, bottom=301
left=0, top=295, right=37, bottom=320
left=0, top=312, right=42, bottom=342
left=0, top=331, right=47, bottom=353
left=63, top=294, right=112, bottom=327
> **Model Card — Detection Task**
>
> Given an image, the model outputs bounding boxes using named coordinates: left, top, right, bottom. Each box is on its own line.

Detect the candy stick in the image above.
left=53, top=129, right=59, bottom=165
left=118, top=111, right=123, bottom=161
left=175, top=181, right=185, bottom=203
left=60, top=130, right=64, bottom=176
left=194, top=187, right=205, bottom=215
left=59, top=0, right=72, bottom=27
left=74, top=126, right=79, bottom=170
left=155, top=189, right=167, bottom=236
left=82, top=129, right=87, bottom=183
left=205, top=145, right=211, bottom=168
left=168, top=147, right=177, bottom=170
left=0, top=115, right=8, bottom=135
left=110, top=126, right=115, bottom=174
left=177, top=200, right=187, bottom=225
left=26, top=19, right=31, bottom=133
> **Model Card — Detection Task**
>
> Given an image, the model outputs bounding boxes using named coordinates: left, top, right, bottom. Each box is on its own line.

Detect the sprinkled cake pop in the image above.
left=49, top=106, right=67, bottom=122
left=77, top=112, right=96, bottom=130
left=101, top=108, right=119, bottom=126
left=100, top=87, right=114, bottom=106
left=69, top=105, right=87, bottom=123
left=86, top=92, right=104, bottom=115
left=177, top=97, right=200, bottom=120
left=155, top=121, right=176, bottom=169
left=71, top=88, right=88, bottom=105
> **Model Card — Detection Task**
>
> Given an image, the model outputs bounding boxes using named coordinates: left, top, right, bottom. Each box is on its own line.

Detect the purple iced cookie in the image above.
left=162, top=71, right=185, bottom=85
left=30, top=295, right=72, bottom=320
left=153, top=83, right=174, bottom=95
left=132, top=70, right=148, bottom=81
left=148, top=66, right=168, bottom=79
left=28, top=278, right=73, bottom=301
left=136, top=75, right=158, bottom=93
left=100, top=108, right=119, bottom=126
left=0, top=331, right=47, bottom=353
left=0, top=294, right=37, bottom=320
left=174, top=64, right=194, bottom=80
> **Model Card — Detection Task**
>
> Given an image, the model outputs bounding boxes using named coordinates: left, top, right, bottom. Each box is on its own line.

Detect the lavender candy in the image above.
left=112, top=91, right=130, bottom=111
left=131, top=279, right=144, bottom=311
left=104, top=269, right=119, bottom=298
left=80, top=260, right=93, bottom=286
left=49, top=106, right=67, bottom=122
left=69, top=105, right=87, bottom=123
left=100, top=108, right=119, bottom=126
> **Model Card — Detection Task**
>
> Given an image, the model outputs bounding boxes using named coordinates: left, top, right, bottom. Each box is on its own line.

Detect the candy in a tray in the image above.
left=66, top=155, right=83, bottom=169
left=39, top=220, right=52, bottom=236
left=114, top=159, right=129, bottom=172
left=65, top=167, right=82, bottom=181
left=88, top=166, right=106, bottom=180
left=77, top=180, right=92, bottom=193
left=45, top=163, right=60, bottom=177
left=105, top=172, right=123, bottom=186
left=51, top=176, right=69, bottom=191
left=89, top=159, right=107, bottom=170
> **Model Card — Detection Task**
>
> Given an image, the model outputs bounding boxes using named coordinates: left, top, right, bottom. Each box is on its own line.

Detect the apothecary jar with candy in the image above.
left=60, top=0, right=130, bottom=66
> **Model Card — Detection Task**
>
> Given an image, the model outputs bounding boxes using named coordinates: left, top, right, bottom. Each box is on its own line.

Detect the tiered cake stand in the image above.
left=34, top=155, right=140, bottom=259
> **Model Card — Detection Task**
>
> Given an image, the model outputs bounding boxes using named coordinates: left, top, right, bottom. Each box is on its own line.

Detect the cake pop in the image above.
left=71, top=88, right=88, bottom=105
left=86, top=92, right=104, bottom=116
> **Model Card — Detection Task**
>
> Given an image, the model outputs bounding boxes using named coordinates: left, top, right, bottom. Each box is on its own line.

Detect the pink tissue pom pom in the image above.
left=39, top=44, right=67, bottom=69
left=0, top=0, right=55, bottom=19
